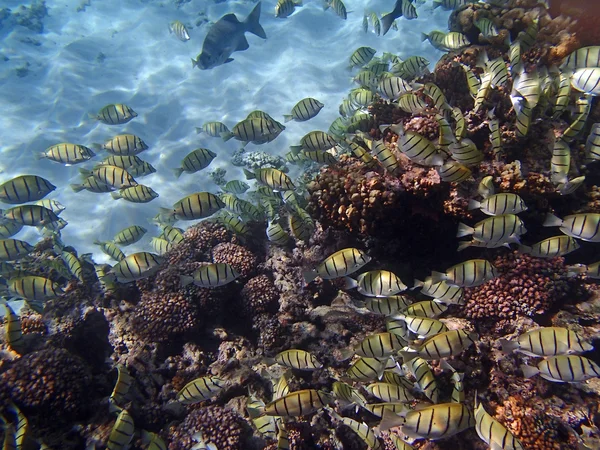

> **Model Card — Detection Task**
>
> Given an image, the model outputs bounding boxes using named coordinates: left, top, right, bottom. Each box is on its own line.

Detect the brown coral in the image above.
left=212, top=242, right=258, bottom=279
left=241, top=274, right=280, bottom=315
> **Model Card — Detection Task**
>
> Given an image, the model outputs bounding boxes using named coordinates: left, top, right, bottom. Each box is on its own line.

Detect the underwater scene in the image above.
left=1, top=0, right=600, bottom=448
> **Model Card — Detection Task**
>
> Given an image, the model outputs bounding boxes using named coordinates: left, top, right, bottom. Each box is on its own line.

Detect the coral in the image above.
left=163, top=221, right=232, bottom=267
left=209, top=167, right=227, bottom=186
left=211, top=242, right=258, bottom=279
left=243, top=151, right=287, bottom=170
left=132, top=291, right=200, bottom=342
left=0, top=347, right=92, bottom=425
left=240, top=274, right=280, bottom=315
left=463, top=251, right=572, bottom=319
left=168, top=405, right=251, bottom=450
left=17, top=310, right=46, bottom=335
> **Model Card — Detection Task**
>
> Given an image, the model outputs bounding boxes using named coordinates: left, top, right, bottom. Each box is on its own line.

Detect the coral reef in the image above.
left=212, top=242, right=258, bottom=279
left=0, top=0, right=48, bottom=33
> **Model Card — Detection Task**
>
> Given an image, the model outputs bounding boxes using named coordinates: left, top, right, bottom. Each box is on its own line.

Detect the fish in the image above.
left=99, top=134, right=149, bottom=155
left=339, top=416, right=382, bottom=450
left=378, top=76, right=412, bottom=101
left=392, top=56, right=429, bottom=80
left=349, top=88, right=376, bottom=108
left=553, top=72, right=571, bottom=118
left=364, top=295, right=412, bottom=315
left=107, top=409, right=135, bottom=450
left=370, top=12, right=381, bottom=36
left=364, top=402, right=410, bottom=419
left=379, top=403, right=475, bottom=439
left=141, top=431, right=168, bottom=450
left=432, top=0, right=475, bottom=9
left=160, top=226, right=185, bottom=245
left=346, top=356, right=386, bottom=381
left=402, top=356, right=439, bottom=403
left=0, top=221, right=23, bottom=239
left=448, top=138, right=484, bottom=166
left=474, top=396, right=524, bottom=450
left=70, top=176, right=114, bottom=194
left=272, top=370, right=292, bottom=400
left=543, top=213, right=600, bottom=242
left=381, top=0, right=416, bottom=36
left=397, top=93, right=429, bottom=114
left=196, top=121, right=230, bottom=137
left=8, top=275, right=63, bottom=302
left=585, top=123, right=600, bottom=162
left=150, top=237, right=172, bottom=255
left=110, top=365, right=133, bottom=405
left=386, top=317, right=411, bottom=341
left=0, top=175, right=55, bottom=205
left=3, top=303, right=25, bottom=354
left=162, top=192, right=225, bottom=221
left=388, top=434, right=415, bottom=450
left=190, top=431, right=218, bottom=450
left=353, top=332, right=406, bottom=358
left=404, top=329, right=477, bottom=360
left=520, top=235, right=580, bottom=258
left=266, top=220, right=289, bottom=245
left=457, top=214, right=526, bottom=246
left=38, top=143, right=95, bottom=165
left=513, top=69, right=540, bottom=108
left=324, top=0, right=347, bottom=20
left=284, top=98, right=324, bottom=122
left=275, top=349, right=323, bottom=370
left=92, top=104, right=137, bottom=125
left=421, top=30, right=447, bottom=51
left=0, top=239, right=34, bottom=261
left=366, top=382, right=414, bottom=403
left=474, top=17, right=499, bottom=39
left=80, top=165, right=137, bottom=189
left=223, top=180, right=250, bottom=194
left=247, top=396, right=277, bottom=439
left=288, top=209, right=314, bottom=241
left=2, top=204, right=60, bottom=227
left=97, top=154, right=146, bottom=171
left=180, top=263, right=240, bottom=288
left=561, top=46, right=600, bottom=71
left=56, top=246, right=85, bottom=283
left=303, top=248, right=371, bottom=284
left=451, top=106, right=466, bottom=140
left=438, top=161, right=471, bottom=183
left=521, top=355, right=600, bottom=383
left=275, top=0, right=302, bottom=18
left=442, top=32, right=470, bottom=50
left=244, top=168, right=295, bottom=191
left=414, top=277, right=464, bottom=304
left=369, top=139, right=400, bottom=175
left=403, top=300, right=448, bottom=318
left=392, top=314, right=449, bottom=338
left=173, top=148, right=217, bottom=178
left=500, top=327, right=593, bottom=357
left=571, top=67, right=600, bottom=96
left=109, top=252, right=164, bottom=282
left=192, top=2, right=266, bottom=70
left=264, top=389, right=331, bottom=416
left=111, top=185, right=158, bottom=203
left=509, top=41, right=522, bottom=75
left=112, top=225, right=147, bottom=246
left=396, top=126, right=444, bottom=166
left=221, top=194, right=261, bottom=220
left=382, top=371, right=414, bottom=389
left=222, top=118, right=284, bottom=145
left=477, top=175, right=495, bottom=198
left=301, top=150, right=337, bottom=165
left=332, top=380, right=367, bottom=410
left=94, top=241, right=126, bottom=262
left=169, top=20, right=190, bottom=41
left=473, top=72, right=492, bottom=113
left=431, top=259, right=498, bottom=287
left=176, top=376, right=226, bottom=404
left=350, top=270, right=407, bottom=297
left=423, top=83, right=449, bottom=111
left=353, top=70, right=380, bottom=90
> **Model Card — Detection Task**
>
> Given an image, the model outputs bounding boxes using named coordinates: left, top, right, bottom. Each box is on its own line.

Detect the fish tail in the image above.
left=456, top=222, right=474, bottom=238
left=180, top=275, right=194, bottom=288
left=467, top=199, right=480, bottom=210
left=245, top=2, right=267, bottom=39
left=520, top=364, right=539, bottom=378
left=221, top=131, right=234, bottom=142
left=70, top=184, right=84, bottom=193
left=283, top=114, right=293, bottom=123
left=543, top=212, right=563, bottom=227
left=302, top=270, right=317, bottom=284
left=456, top=240, right=471, bottom=252
left=191, top=57, right=199, bottom=68
left=420, top=32, right=428, bottom=42
left=195, top=127, right=203, bottom=134
left=499, top=338, right=519, bottom=354
left=173, top=168, right=185, bottom=179
left=380, top=12, right=395, bottom=36
left=243, top=168, right=255, bottom=180
left=110, top=191, right=122, bottom=200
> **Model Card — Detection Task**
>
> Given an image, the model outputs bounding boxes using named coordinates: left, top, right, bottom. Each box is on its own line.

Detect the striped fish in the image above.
left=431, top=259, right=498, bottom=287
left=0, top=175, right=56, bottom=204
left=36, top=200, right=65, bottom=215
left=81, top=165, right=137, bottom=189
left=94, top=241, right=126, bottom=262
left=421, top=30, right=447, bottom=51
left=364, top=402, right=410, bottom=418
left=553, top=72, right=572, bottom=118
left=247, top=395, right=277, bottom=439
left=561, top=46, right=600, bottom=70
left=266, top=221, right=289, bottom=246
left=443, top=32, right=469, bottom=50
left=150, top=237, right=172, bottom=255
left=111, top=185, right=158, bottom=203
left=460, top=65, right=481, bottom=98
left=386, top=316, right=411, bottom=341
left=509, top=41, right=522, bottom=75
left=97, top=154, right=145, bottom=170
left=370, top=140, right=400, bottom=175
left=0, top=221, right=23, bottom=239
left=487, top=58, right=509, bottom=88
left=222, top=118, right=283, bottom=144
left=436, top=114, right=454, bottom=150
left=275, top=349, right=323, bottom=371
left=378, top=76, right=412, bottom=101
left=354, top=332, right=406, bottom=358
left=551, top=139, right=571, bottom=183
left=407, top=329, right=477, bottom=360
left=570, top=68, right=600, bottom=96
left=301, top=150, right=337, bottom=165
left=522, top=355, right=600, bottom=383
left=414, top=277, right=464, bottom=305
left=369, top=13, right=381, bottom=36
left=164, top=192, right=225, bottom=221
left=176, top=376, right=226, bottom=404
left=303, top=248, right=371, bottom=284
left=348, top=47, right=376, bottom=69
left=352, top=270, right=407, bottom=297
left=391, top=56, right=429, bottom=80
left=288, top=210, right=314, bottom=241
left=585, top=123, right=600, bottom=162
left=521, top=235, right=579, bottom=258
left=397, top=93, right=428, bottom=114
left=107, top=409, right=135, bottom=450
left=94, top=104, right=137, bottom=125
left=433, top=0, right=475, bottom=9
left=173, top=148, right=216, bottom=178
left=364, top=295, right=412, bottom=315
left=340, top=417, right=382, bottom=450
left=113, top=225, right=147, bottom=246
left=3, top=205, right=59, bottom=227
left=141, top=431, right=167, bottom=450
left=169, top=20, right=190, bottom=41
left=474, top=397, right=524, bottom=450
left=423, top=83, right=449, bottom=111
left=562, top=97, right=591, bottom=142
left=346, top=356, right=386, bottom=381
left=57, top=248, right=85, bottom=283
left=389, top=434, right=415, bottom=450
left=272, top=370, right=291, bottom=400
left=0, top=239, right=34, bottom=261
left=110, top=252, right=164, bottom=282
left=264, top=389, right=331, bottom=416
left=393, top=314, right=448, bottom=338
left=180, top=263, right=240, bottom=288
left=399, top=130, right=443, bottom=166
left=332, top=381, right=367, bottom=409
left=101, top=134, right=148, bottom=156
left=6, top=403, right=28, bottom=450
left=438, top=161, right=471, bottom=183
left=3, top=303, right=25, bottom=354
left=284, top=98, right=324, bottom=122
left=451, top=106, right=466, bottom=140
left=196, top=121, right=230, bottom=137
left=383, top=370, right=414, bottom=389
left=543, top=213, right=600, bottom=242
left=500, top=327, right=592, bottom=357
left=214, top=211, right=249, bottom=237
left=71, top=176, right=114, bottom=193
left=402, top=357, right=439, bottom=403
left=159, top=226, right=184, bottom=245
left=380, top=403, right=475, bottom=439
left=350, top=88, right=376, bottom=108
left=110, top=365, right=133, bottom=405
left=223, top=180, right=250, bottom=195
left=478, top=176, right=495, bottom=198
left=244, top=168, right=295, bottom=191
left=473, top=73, right=492, bottom=113
left=403, top=300, right=447, bottom=318
left=7, top=275, right=63, bottom=301
left=324, top=0, right=347, bottom=20
left=475, top=17, right=499, bottom=38
left=275, top=0, right=302, bottom=18
left=512, top=69, right=540, bottom=108
left=448, top=138, right=483, bottom=166
left=366, top=382, right=413, bottom=403
left=456, top=214, right=526, bottom=245
left=39, top=143, right=95, bottom=164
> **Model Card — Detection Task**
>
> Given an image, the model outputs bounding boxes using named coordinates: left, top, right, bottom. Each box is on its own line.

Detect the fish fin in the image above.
left=520, top=364, right=539, bottom=378
left=224, top=58, right=234, bottom=64
left=338, top=348, right=355, bottom=361
left=377, top=408, right=406, bottom=431
left=172, top=168, right=185, bottom=178
left=467, top=199, right=480, bottom=210
left=323, top=1, right=330, bottom=11
left=412, top=278, right=423, bottom=289
left=302, top=270, right=318, bottom=284
left=236, top=36, right=250, bottom=51
left=283, top=115, right=293, bottom=122
left=245, top=2, right=267, bottom=39
left=543, top=213, right=562, bottom=227
left=439, top=359, right=455, bottom=372
left=110, top=191, right=122, bottom=200
left=456, top=240, right=471, bottom=252
left=79, top=168, right=91, bottom=178
left=430, top=271, right=445, bottom=284
left=341, top=276, right=357, bottom=290
left=456, top=222, right=474, bottom=238
left=221, top=131, right=234, bottom=142
left=180, top=275, right=194, bottom=288
left=243, top=168, right=255, bottom=180
left=499, top=338, right=519, bottom=354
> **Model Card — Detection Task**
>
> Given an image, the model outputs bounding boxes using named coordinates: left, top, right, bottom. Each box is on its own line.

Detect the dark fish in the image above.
left=192, top=2, right=266, bottom=70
